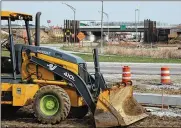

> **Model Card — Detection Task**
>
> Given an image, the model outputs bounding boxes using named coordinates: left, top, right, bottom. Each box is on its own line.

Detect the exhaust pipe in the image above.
left=93, top=48, right=100, bottom=73
left=93, top=48, right=101, bottom=96
left=35, top=12, right=41, bottom=46
left=93, top=48, right=107, bottom=92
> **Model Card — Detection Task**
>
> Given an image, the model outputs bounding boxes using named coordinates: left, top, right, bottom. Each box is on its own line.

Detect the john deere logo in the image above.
left=47, top=64, right=57, bottom=71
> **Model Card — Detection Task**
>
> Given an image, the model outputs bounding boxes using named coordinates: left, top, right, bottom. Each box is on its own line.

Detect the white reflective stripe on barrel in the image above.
left=161, top=71, right=170, bottom=74
left=122, top=72, right=131, bottom=74
left=122, top=77, right=131, bottom=79
left=161, top=76, right=171, bottom=79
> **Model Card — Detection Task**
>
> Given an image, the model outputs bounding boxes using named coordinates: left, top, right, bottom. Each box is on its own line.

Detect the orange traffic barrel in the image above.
left=122, top=66, right=132, bottom=85
left=161, top=67, right=171, bottom=85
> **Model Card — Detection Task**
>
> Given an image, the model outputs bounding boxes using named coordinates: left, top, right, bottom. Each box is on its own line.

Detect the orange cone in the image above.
left=122, top=66, right=132, bottom=85
left=161, top=67, right=171, bottom=85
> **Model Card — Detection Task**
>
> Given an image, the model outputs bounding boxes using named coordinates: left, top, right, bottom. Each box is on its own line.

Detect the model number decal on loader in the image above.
left=37, top=50, right=51, bottom=55
left=64, top=72, right=75, bottom=81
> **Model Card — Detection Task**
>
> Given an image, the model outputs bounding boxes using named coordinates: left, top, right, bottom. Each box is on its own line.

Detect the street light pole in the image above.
left=135, top=9, right=139, bottom=41
left=100, top=1, right=103, bottom=53
left=135, top=9, right=137, bottom=41
left=107, top=15, right=109, bottom=42
left=137, top=9, right=140, bottom=41
left=99, top=11, right=109, bottom=42
left=62, top=2, right=76, bottom=44
left=73, top=11, right=76, bottom=43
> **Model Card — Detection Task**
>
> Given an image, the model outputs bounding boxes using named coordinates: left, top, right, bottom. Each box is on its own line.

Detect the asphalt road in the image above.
left=86, top=62, right=181, bottom=75
left=41, top=44, right=181, bottom=75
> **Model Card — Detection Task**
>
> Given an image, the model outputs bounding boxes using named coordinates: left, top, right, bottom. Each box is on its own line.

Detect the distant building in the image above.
left=50, top=26, right=63, bottom=38
left=169, top=25, right=181, bottom=39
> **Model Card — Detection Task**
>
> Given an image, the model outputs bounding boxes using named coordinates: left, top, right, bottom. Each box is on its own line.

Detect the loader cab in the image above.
left=1, top=11, right=33, bottom=81
left=1, top=11, right=87, bottom=83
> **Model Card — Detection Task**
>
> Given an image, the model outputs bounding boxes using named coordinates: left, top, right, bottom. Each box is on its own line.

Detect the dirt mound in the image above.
left=110, top=86, right=146, bottom=116
left=123, top=96, right=146, bottom=116
left=1, top=29, right=58, bottom=44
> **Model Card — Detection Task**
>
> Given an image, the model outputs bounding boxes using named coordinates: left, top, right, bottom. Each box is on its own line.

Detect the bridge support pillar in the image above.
left=86, top=32, right=96, bottom=42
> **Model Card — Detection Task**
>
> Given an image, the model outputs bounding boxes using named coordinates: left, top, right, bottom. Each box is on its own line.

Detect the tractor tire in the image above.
left=1, top=105, right=20, bottom=118
left=33, top=85, right=71, bottom=124
left=68, top=105, right=88, bottom=119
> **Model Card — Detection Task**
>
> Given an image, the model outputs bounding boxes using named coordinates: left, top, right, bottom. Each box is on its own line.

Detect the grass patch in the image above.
left=1, top=49, right=180, bottom=63
left=73, top=53, right=181, bottom=63
left=62, top=45, right=181, bottom=59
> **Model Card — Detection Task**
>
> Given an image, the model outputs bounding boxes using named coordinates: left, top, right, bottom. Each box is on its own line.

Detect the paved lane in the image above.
left=86, top=62, right=181, bottom=75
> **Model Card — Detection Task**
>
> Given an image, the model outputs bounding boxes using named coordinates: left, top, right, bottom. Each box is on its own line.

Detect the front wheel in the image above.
left=33, top=85, right=71, bottom=124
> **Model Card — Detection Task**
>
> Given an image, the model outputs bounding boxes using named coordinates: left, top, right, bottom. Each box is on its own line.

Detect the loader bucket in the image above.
left=94, top=85, right=148, bottom=127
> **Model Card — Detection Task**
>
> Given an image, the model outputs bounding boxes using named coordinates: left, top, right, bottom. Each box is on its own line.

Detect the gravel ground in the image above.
left=2, top=107, right=181, bottom=128
left=1, top=74, right=181, bottom=128
left=1, top=117, right=92, bottom=128
left=103, top=74, right=181, bottom=95
left=145, top=107, right=181, bottom=117
left=3, top=116, right=181, bottom=128
left=1, top=106, right=92, bottom=128
left=128, top=115, right=181, bottom=127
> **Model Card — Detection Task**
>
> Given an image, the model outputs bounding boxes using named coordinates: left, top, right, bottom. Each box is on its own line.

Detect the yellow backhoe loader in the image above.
left=1, top=11, right=148, bottom=127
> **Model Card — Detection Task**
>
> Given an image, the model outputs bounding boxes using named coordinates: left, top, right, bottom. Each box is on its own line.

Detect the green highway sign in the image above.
left=120, top=25, right=126, bottom=30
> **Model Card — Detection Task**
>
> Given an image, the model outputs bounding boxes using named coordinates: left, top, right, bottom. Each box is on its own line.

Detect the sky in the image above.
left=2, top=1, right=181, bottom=26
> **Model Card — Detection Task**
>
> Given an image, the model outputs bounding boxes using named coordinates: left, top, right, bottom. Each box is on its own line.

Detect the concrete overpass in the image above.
left=1, top=22, right=175, bottom=42
left=79, top=25, right=173, bottom=32
left=1, top=24, right=174, bottom=33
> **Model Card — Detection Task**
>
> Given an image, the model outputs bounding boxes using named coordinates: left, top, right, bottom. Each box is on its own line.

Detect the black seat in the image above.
left=14, top=44, right=24, bottom=74
left=1, top=44, right=24, bottom=74
left=1, top=73, right=22, bottom=83
left=1, top=73, right=22, bottom=79
left=1, top=56, right=13, bottom=73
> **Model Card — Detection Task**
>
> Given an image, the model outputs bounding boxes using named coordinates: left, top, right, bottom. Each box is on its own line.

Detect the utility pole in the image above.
left=62, top=3, right=76, bottom=44
left=100, top=1, right=104, bottom=54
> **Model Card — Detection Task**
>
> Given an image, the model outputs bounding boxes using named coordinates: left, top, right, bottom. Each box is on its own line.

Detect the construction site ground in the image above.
left=2, top=106, right=181, bottom=128
left=2, top=74, right=181, bottom=128
left=1, top=52, right=181, bottom=128
left=104, top=74, right=181, bottom=95
left=1, top=39, right=181, bottom=127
